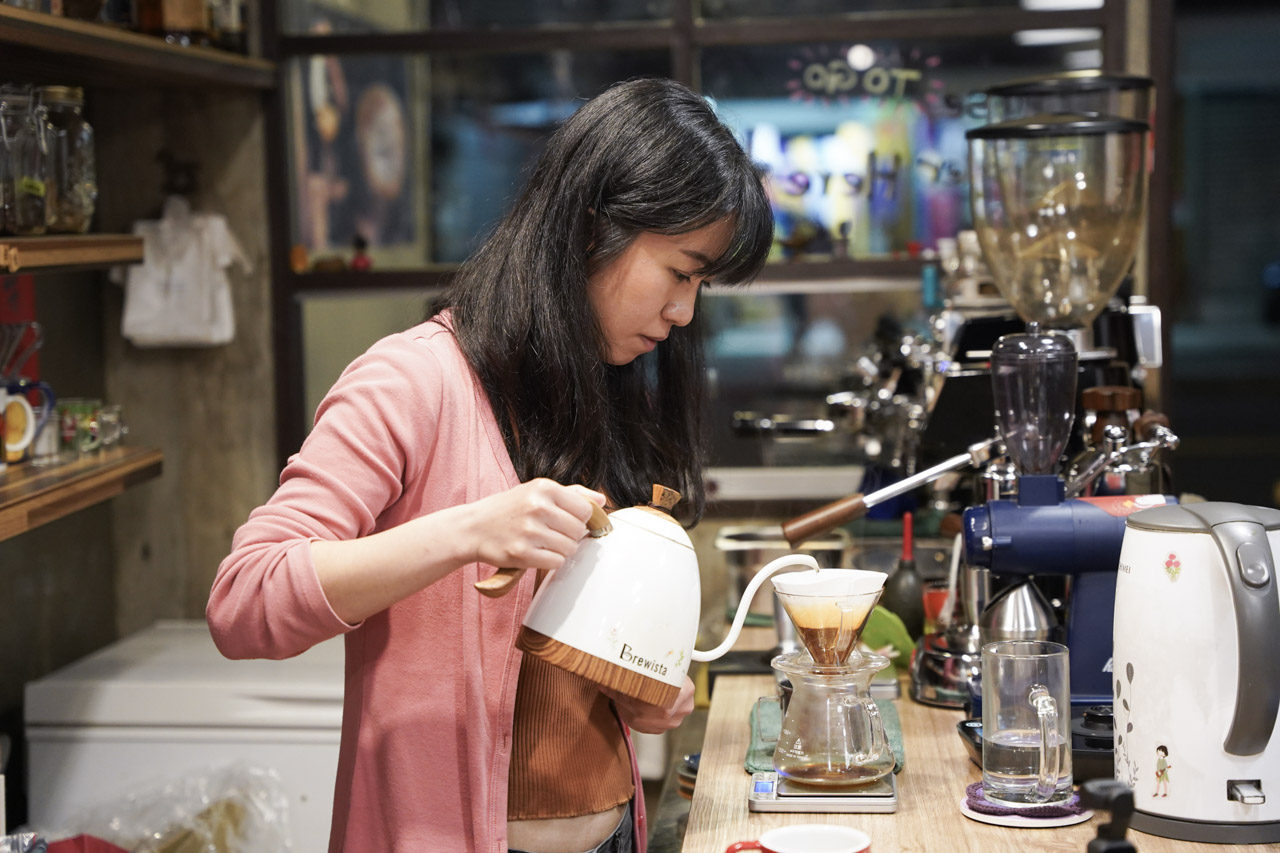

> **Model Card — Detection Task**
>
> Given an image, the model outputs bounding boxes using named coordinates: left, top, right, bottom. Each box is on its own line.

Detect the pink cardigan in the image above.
left=207, top=317, right=648, bottom=853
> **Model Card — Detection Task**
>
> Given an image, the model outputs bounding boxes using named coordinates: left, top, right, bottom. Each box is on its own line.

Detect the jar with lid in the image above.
left=41, top=86, right=97, bottom=234
left=0, top=87, right=51, bottom=236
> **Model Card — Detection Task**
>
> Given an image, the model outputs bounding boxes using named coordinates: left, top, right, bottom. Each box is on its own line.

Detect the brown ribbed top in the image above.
left=507, top=650, right=634, bottom=819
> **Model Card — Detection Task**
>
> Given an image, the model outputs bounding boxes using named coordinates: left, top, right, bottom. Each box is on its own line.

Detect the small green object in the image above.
left=861, top=605, right=914, bottom=670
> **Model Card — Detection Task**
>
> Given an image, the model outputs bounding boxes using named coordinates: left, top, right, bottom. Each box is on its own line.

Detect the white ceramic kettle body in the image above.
left=520, top=505, right=817, bottom=706
left=1114, top=502, right=1280, bottom=838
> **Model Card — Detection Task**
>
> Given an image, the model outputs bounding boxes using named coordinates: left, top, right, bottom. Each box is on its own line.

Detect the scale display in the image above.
left=748, top=771, right=898, bottom=813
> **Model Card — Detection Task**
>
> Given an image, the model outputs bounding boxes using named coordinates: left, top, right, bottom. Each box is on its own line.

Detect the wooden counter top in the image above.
left=678, top=674, right=1274, bottom=853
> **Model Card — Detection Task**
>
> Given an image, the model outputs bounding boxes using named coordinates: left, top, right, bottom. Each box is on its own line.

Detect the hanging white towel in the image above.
left=118, top=196, right=249, bottom=347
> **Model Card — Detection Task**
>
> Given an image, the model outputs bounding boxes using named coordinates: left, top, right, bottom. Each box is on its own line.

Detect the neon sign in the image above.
left=800, top=62, right=923, bottom=100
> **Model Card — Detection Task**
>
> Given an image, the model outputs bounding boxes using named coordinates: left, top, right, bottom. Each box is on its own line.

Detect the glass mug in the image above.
left=96, top=403, right=125, bottom=448
left=981, top=640, right=1073, bottom=806
left=725, top=825, right=871, bottom=853
left=57, top=397, right=101, bottom=455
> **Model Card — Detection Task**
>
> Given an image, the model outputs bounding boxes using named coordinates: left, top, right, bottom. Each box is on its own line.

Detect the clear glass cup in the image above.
left=981, top=639, right=1073, bottom=806
left=30, top=415, right=64, bottom=467
left=97, top=403, right=125, bottom=449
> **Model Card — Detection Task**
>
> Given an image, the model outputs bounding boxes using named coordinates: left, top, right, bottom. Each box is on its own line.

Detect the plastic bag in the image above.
left=0, top=833, right=46, bottom=852
left=29, top=762, right=291, bottom=853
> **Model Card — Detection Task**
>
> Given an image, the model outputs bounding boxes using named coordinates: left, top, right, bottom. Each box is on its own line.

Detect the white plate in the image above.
left=959, top=800, right=1093, bottom=828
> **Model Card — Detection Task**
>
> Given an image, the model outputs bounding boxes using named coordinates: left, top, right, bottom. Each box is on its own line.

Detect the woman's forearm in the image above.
left=310, top=504, right=476, bottom=625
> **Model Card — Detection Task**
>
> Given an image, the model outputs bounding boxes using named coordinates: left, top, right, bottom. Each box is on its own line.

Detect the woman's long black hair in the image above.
left=439, top=77, right=773, bottom=524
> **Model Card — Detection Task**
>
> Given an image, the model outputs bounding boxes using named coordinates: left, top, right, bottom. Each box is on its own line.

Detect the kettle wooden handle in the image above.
left=474, top=503, right=612, bottom=598
left=780, top=493, right=867, bottom=547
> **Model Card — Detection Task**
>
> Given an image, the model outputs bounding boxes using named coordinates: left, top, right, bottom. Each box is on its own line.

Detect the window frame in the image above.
left=263, top=0, right=1155, bottom=467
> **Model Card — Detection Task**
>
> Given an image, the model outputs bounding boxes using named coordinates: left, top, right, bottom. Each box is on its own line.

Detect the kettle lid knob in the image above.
left=649, top=484, right=682, bottom=512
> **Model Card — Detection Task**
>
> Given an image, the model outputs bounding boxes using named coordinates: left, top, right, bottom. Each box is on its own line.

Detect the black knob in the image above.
left=1083, top=705, right=1115, bottom=731
left=1082, top=779, right=1137, bottom=853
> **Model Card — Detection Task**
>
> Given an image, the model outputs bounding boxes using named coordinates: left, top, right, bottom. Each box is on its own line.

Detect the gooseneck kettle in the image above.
left=475, top=485, right=818, bottom=706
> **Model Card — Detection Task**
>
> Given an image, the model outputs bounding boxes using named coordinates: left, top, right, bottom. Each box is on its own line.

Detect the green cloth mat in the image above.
left=745, top=695, right=905, bottom=775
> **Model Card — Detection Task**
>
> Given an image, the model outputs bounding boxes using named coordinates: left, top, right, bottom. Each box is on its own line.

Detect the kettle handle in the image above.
left=690, top=554, right=820, bottom=662
left=1213, top=519, right=1280, bottom=755
left=474, top=504, right=613, bottom=599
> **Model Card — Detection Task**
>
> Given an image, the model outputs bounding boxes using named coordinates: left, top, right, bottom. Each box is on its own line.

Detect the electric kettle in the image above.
left=1112, top=501, right=1280, bottom=843
left=474, top=485, right=818, bottom=707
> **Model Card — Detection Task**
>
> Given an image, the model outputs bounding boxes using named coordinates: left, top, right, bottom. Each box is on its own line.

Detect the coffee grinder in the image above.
left=955, top=112, right=1176, bottom=714
left=912, top=112, right=1162, bottom=711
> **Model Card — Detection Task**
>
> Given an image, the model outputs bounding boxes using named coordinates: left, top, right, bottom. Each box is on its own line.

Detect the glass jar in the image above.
left=42, top=86, right=97, bottom=235
left=0, top=86, right=13, bottom=236
left=0, top=88, right=51, bottom=236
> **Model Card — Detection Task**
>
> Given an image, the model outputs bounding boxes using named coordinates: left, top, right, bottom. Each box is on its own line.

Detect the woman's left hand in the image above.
left=602, top=677, right=695, bottom=734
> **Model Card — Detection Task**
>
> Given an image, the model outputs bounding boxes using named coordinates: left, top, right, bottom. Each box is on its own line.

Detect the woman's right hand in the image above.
left=311, top=479, right=604, bottom=624
left=462, top=479, right=606, bottom=572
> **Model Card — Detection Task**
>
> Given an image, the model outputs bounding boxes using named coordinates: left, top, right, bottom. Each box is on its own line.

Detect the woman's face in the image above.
left=587, top=220, right=732, bottom=365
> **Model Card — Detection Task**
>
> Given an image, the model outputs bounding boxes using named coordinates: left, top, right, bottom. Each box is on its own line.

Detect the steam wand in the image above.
left=781, top=435, right=1003, bottom=547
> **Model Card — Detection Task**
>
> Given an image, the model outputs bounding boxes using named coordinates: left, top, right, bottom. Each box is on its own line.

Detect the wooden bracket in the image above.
left=0, top=244, right=19, bottom=273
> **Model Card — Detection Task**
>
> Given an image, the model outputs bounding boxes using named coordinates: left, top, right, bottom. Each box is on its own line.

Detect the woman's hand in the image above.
left=311, top=478, right=604, bottom=624
left=602, top=677, right=695, bottom=734
left=463, top=478, right=606, bottom=571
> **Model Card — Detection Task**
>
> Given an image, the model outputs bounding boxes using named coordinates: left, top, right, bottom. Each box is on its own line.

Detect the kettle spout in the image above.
left=691, top=554, right=820, bottom=662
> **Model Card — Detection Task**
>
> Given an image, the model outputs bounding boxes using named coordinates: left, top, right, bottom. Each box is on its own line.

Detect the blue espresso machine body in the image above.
left=963, top=474, right=1176, bottom=706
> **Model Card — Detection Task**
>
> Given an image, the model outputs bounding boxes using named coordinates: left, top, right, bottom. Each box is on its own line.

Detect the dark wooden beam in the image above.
left=0, top=4, right=274, bottom=89
left=1147, top=0, right=1176, bottom=414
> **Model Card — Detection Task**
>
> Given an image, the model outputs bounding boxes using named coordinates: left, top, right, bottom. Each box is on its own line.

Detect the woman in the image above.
left=208, top=77, right=773, bottom=853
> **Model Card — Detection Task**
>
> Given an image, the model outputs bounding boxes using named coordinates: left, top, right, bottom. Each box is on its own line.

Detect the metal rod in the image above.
left=862, top=435, right=1000, bottom=510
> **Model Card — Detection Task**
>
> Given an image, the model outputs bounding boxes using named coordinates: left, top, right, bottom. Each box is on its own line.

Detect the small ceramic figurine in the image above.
left=351, top=234, right=372, bottom=271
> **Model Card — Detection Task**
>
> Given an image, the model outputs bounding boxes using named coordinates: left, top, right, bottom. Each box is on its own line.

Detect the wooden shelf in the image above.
left=0, top=445, right=162, bottom=541
left=0, top=4, right=275, bottom=89
left=0, top=234, right=144, bottom=274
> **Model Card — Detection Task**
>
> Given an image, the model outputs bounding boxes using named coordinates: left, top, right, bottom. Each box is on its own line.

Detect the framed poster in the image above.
left=291, top=13, right=418, bottom=257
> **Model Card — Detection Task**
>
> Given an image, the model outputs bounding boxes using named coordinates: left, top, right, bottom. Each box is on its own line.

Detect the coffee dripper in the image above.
left=769, top=569, right=895, bottom=786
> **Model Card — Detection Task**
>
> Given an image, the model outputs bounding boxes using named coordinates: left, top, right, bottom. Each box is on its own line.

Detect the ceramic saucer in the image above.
left=959, top=800, right=1093, bottom=828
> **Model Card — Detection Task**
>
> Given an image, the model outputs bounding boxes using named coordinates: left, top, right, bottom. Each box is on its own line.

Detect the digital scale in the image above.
left=748, top=771, right=898, bottom=813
